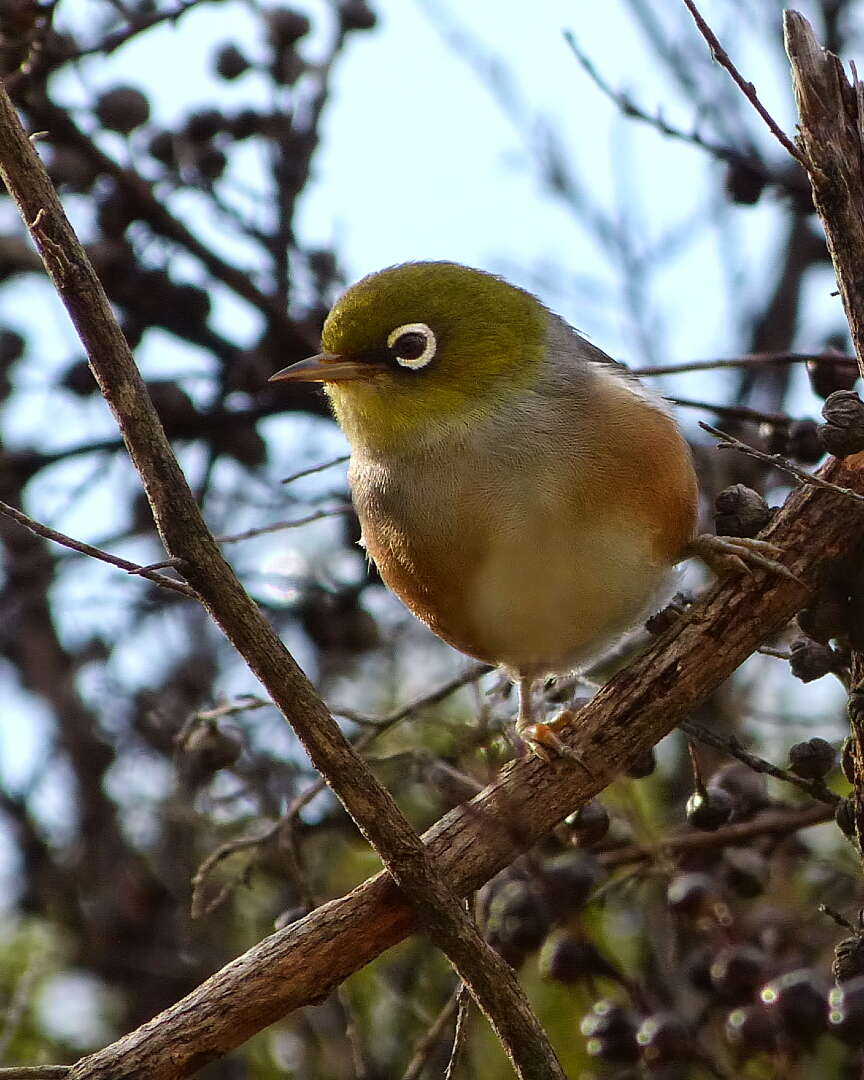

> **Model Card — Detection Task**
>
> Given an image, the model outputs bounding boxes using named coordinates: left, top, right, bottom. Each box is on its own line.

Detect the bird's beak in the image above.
left=269, top=352, right=385, bottom=384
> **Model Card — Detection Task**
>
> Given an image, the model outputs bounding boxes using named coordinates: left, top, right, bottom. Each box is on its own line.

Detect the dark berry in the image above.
left=797, top=586, right=851, bottom=644
left=686, top=785, right=734, bottom=831
left=807, top=354, right=859, bottom=400
left=788, top=418, right=824, bottom=464
left=486, top=879, right=550, bottom=963
left=725, top=1005, right=778, bottom=1057
left=724, top=157, right=766, bottom=205
left=541, top=851, right=603, bottom=916
left=829, top=976, right=864, bottom=1043
left=95, top=85, right=151, bottom=134
left=185, top=108, right=225, bottom=142
left=215, top=43, right=249, bottom=80
left=722, top=848, right=768, bottom=898
left=710, top=763, right=768, bottom=818
left=836, top=797, right=857, bottom=839
left=266, top=8, right=311, bottom=47
left=564, top=800, right=610, bottom=846
left=626, top=747, right=656, bottom=778
left=710, top=944, right=768, bottom=1004
left=760, top=969, right=829, bottom=1044
left=339, top=0, right=376, bottom=31
left=540, top=933, right=619, bottom=985
left=666, top=872, right=716, bottom=917
left=581, top=1000, right=640, bottom=1064
left=636, top=1012, right=692, bottom=1067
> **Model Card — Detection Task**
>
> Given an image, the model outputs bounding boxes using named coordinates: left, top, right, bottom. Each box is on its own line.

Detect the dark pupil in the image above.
left=392, top=331, right=428, bottom=360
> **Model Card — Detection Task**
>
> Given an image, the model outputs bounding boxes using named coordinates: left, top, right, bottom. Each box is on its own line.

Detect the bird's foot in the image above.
left=516, top=712, right=594, bottom=775
left=686, top=534, right=803, bottom=585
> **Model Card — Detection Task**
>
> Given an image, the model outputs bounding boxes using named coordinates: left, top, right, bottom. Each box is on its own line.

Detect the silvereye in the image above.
left=271, top=262, right=787, bottom=759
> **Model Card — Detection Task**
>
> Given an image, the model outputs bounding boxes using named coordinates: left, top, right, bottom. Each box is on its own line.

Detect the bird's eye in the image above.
left=386, top=322, right=436, bottom=370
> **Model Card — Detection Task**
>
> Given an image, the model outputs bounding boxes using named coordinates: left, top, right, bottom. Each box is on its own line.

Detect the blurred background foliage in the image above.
left=1, top=0, right=864, bottom=1077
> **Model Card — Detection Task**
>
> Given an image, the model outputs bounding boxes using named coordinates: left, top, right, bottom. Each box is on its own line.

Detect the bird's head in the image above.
left=270, top=261, right=549, bottom=454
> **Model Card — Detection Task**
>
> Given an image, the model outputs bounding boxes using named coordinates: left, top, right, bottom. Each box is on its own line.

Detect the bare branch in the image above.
left=0, top=499, right=197, bottom=598
left=700, top=421, right=864, bottom=504
left=680, top=0, right=806, bottom=164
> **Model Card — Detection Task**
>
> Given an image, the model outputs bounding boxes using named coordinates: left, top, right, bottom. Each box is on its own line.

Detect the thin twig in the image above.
left=444, top=984, right=471, bottom=1080
left=401, top=983, right=463, bottom=1080
left=680, top=719, right=839, bottom=805
left=190, top=663, right=490, bottom=915
left=680, top=0, right=807, bottom=165
left=563, top=28, right=750, bottom=167
left=600, top=801, right=834, bottom=868
left=700, top=422, right=864, bottom=506
left=630, top=351, right=857, bottom=377
left=671, top=398, right=788, bottom=425
left=215, top=505, right=353, bottom=544
left=0, top=500, right=197, bottom=598
left=281, top=454, right=350, bottom=485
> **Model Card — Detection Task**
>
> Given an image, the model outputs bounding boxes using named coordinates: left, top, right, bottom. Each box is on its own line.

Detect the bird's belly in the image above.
left=465, top=520, right=670, bottom=674
left=363, top=498, right=670, bottom=675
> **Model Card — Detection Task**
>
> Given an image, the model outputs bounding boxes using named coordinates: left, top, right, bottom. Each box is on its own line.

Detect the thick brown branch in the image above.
left=784, top=12, right=864, bottom=377
left=784, top=11, right=864, bottom=862
left=65, top=449, right=864, bottom=1078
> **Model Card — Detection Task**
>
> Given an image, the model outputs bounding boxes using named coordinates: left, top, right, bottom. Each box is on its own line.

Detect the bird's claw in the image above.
left=516, top=713, right=593, bottom=775
left=687, top=534, right=804, bottom=586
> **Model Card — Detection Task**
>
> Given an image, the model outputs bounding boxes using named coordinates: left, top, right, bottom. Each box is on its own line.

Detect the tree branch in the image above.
left=59, top=444, right=864, bottom=1078
left=0, top=82, right=565, bottom=1080
left=784, top=10, right=864, bottom=861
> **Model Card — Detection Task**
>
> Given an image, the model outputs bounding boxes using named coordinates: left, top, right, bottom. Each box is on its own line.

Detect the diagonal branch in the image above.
left=61, top=443, right=864, bottom=1079
left=0, top=83, right=564, bottom=1080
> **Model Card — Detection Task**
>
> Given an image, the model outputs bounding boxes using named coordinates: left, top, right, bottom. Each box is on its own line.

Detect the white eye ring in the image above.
left=387, top=322, right=437, bottom=370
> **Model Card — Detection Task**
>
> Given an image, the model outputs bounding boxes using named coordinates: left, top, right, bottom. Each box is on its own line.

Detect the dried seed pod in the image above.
left=788, top=637, right=839, bottom=682
left=833, top=934, right=864, bottom=985
left=835, top=797, right=857, bottom=839
left=176, top=719, right=243, bottom=786
left=819, top=390, right=864, bottom=457
left=788, top=737, right=836, bottom=780
left=797, top=584, right=851, bottom=644
left=714, top=484, right=772, bottom=538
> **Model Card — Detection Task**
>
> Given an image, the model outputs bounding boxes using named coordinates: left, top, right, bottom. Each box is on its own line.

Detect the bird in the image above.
left=270, top=261, right=790, bottom=761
